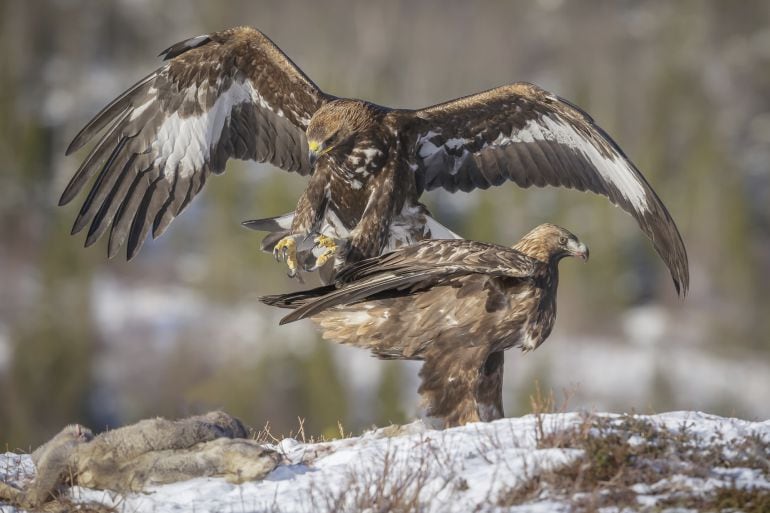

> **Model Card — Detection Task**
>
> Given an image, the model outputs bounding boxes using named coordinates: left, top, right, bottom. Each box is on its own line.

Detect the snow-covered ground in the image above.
left=2, top=411, right=768, bottom=512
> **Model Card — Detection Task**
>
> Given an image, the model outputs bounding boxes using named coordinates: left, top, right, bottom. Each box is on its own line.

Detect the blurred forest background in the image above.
left=1, top=0, right=769, bottom=448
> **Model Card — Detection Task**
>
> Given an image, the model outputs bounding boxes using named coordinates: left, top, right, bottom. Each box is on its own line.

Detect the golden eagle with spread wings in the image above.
left=61, top=26, right=687, bottom=294
left=261, top=224, right=588, bottom=427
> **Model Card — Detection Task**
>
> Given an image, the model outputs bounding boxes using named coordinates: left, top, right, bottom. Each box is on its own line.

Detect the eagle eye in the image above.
left=558, top=236, right=567, bottom=245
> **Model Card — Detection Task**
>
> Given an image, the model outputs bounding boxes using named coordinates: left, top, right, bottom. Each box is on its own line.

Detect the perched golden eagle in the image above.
left=61, top=26, right=687, bottom=294
left=261, top=224, right=587, bottom=427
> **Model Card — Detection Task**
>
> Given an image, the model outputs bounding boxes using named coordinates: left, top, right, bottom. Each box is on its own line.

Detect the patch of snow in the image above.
left=622, top=305, right=667, bottom=346
left=2, top=412, right=766, bottom=512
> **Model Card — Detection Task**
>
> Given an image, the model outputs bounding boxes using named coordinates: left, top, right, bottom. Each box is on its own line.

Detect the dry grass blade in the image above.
left=499, top=412, right=770, bottom=512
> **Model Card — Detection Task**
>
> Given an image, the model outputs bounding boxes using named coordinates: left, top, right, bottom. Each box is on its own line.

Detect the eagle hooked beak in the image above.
left=568, top=239, right=589, bottom=261
left=308, top=139, right=324, bottom=167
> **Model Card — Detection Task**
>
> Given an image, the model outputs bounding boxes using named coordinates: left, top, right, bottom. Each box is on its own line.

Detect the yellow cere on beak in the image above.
left=308, top=140, right=320, bottom=153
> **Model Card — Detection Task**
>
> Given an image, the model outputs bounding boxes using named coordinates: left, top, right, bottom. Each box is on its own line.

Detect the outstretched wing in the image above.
left=401, top=82, right=688, bottom=295
left=62, top=26, right=333, bottom=259
left=272, top=239, right=539, bottom=323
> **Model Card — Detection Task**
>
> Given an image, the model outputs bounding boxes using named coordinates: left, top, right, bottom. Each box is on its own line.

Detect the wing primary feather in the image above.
left=279, top=272, right=432, bottom=325
left=175, top=177, right=196, bottom=216
left=71, top=136, right=131, bottom=235
left=65, top=71, right=157, bottom=156
left=148, top=171, right=195, bottom=242
left=241, top=212, right=295, bottom=232
left=126, top=176, right=166, bottom=260
left=151, top=170, right=181, bottom=239
left=60, top=108, right=133, bottom=207
left=107, top=169, right=149, bottom=259
left=260, top=285, right=336, bottom=309
left=83, top=153, right=138, bottom=247
left=158, top=34, right=212, bottom=60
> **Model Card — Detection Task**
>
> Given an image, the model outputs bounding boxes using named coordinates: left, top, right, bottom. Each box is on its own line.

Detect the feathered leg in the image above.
left=346, top=160, right=402, bottom=263
left=475, top=350, right=504, bottom=422
left=268, top=167, right=330, bottom=277
left=418, top=346, right=504, bottom=427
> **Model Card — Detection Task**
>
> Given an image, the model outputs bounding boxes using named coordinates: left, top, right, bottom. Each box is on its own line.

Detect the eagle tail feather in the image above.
left=242, top=212, right=294, bottom=251
left=259, top=285, right=336, bottom=310
left=277, top=271, right=436, bottom=325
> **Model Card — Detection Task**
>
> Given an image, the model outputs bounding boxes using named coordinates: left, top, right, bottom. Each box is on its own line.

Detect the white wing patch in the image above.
left=415, top=114, right=650, bottom=214
left=416, top=132, right=471, bottom=176
left=151, top=81, right=259, bottom=179
left=130, top=89, right=156, bottom=122
left=506, top=116, right=650, bottom=213
left=181, top=34, right=209, bottom=51
left=417, top=130, right=442, bottom=158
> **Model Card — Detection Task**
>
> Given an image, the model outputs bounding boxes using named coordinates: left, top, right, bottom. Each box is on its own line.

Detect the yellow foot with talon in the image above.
left=313, top=235, right=337, bottom=269
left=273, top=236, right=298, bottom=277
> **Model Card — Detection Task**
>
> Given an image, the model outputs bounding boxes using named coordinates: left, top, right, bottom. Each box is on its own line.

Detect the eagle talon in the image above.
left=273, top=236, right=298, bottom=275
left=311, top=234, right=338, bottom=270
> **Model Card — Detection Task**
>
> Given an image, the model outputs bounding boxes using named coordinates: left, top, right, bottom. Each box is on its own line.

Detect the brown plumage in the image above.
left=62, top=26, right=686, bottom=295
left=261, top=224, right=588, bottom=427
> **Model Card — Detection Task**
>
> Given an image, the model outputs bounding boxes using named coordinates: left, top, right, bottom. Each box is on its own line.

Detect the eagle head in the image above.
left=306, top=100, right=383, bottom=166
left=513, top=223, right=589, bottom=264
